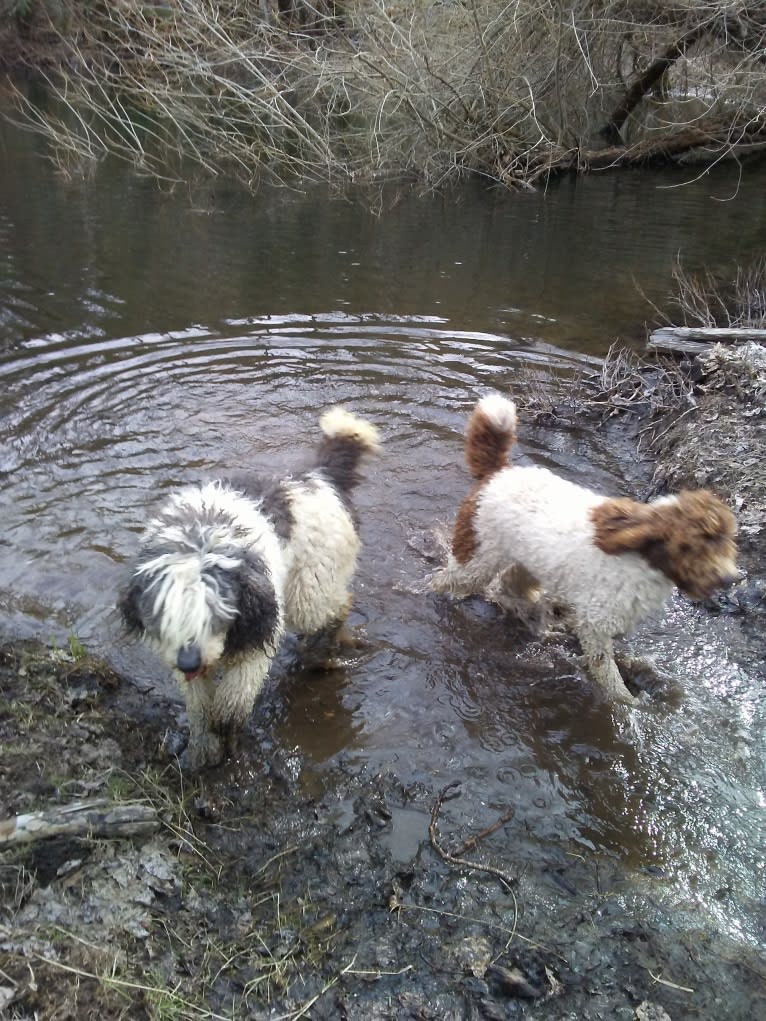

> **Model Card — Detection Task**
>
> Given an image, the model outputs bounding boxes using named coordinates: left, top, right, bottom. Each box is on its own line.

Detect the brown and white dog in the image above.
left=430, top=394, right=738, bottom=703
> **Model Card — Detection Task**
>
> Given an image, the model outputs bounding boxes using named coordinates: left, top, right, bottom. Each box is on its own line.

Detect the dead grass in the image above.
left=508, top=343, right=694, bottom=426
left=667, top=258, right=766, bottom=329
left=0, top=641, right=348, bottom=1021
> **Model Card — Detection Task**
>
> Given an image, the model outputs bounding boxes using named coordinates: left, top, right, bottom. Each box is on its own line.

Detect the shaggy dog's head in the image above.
left=120, top=541, right=279, bottom=680
left=591, top=490, right=738, bottom=600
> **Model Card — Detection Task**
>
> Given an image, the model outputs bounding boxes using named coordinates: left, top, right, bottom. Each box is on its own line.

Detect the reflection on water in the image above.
left=3, top=114, right=766, bottom=357
left=1, top=116, right=764, bottom=946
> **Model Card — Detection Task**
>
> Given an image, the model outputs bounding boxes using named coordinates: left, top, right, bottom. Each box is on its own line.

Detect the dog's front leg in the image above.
left=180, top=674, right=223, bottom=771
left=576, top=629, right=639, bottom=705
left=212, top=650, right=274, bottom=741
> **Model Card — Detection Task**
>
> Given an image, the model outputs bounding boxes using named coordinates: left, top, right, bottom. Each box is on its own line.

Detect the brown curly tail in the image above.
left=464, top=394, right=517, bottom=480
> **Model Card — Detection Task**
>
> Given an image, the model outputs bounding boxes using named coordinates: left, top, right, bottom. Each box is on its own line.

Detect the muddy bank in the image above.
left=1, top=651, right=764, bottom=1021
left=643, top=341, right=766, bottom=666
left=0, top=641, right=764, bottom=1021
left=648, top=342, right=766, bottom=566
left=2, top=348, right=766, bottom=1020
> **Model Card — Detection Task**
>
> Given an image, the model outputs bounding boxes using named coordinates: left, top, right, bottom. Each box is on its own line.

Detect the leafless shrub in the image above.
left=504, top=345, right=690, bottom=425
left=5, top=1, right=766, bottom=190
left=669, top=258, right=766, bottom=328
left=8, top=1, right=357, bottom=186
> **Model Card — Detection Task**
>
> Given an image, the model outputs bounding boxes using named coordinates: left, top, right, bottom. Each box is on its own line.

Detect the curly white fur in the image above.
left=431, top=393, right=738, bottom=704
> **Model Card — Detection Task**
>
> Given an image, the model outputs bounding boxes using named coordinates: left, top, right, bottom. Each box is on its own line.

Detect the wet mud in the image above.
left=1, top=638, right=764, bottom=1021
left=1, top=348, right=765, bottom=1020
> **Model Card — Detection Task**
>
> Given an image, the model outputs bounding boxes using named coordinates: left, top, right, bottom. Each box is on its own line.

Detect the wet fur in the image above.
left=430, top=393, right=738, bottom=704
left=120, top=408, right=380, bottom=770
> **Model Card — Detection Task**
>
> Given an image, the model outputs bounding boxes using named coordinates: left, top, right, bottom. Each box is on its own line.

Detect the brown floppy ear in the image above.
left=590, top=498, right=663, bottom=555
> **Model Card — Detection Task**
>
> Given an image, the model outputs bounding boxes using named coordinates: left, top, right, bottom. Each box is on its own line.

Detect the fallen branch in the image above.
left=569, top=108, right=766, bottom=182
left=452, top=805, right=516, bottom=857
left=0, top=799, right=159, bottom=845
left=648, top=325, right=766, bottom=355
left=647, top=968, right=695, bottom=994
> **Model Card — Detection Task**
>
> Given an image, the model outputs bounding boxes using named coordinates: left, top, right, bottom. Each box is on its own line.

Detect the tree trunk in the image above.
left=602, top=29, right=705, bottom=144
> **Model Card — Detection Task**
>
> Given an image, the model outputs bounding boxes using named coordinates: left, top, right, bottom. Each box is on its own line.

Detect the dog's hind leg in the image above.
left=297, top=595, right=368, bottom=668
left=575, top=627, right=639, bottom=705
left=429, top=558, right=486, bottom=598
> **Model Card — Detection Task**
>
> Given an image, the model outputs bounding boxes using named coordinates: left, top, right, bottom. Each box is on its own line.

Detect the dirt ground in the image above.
left=1, top=344, right=765, bottom=1021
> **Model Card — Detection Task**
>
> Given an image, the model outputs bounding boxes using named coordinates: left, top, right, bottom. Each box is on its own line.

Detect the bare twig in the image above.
left=429, top=782, right=517, bottom=891
left=648, top=968, right=695, bottom=993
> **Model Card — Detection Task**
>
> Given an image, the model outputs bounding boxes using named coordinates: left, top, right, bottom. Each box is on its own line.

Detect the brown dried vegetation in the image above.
left=2, top=1, right=766, bottom=190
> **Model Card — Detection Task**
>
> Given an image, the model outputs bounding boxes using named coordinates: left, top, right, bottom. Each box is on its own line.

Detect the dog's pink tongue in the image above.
left=182, top=669, right=203, bottom=682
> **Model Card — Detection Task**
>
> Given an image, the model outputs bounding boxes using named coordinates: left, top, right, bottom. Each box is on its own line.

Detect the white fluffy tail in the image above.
left=315, top=407, right=380, bottom=495
left=319, top=407, right=381, bottom=453
left=476, top=394, right=517, bottom=433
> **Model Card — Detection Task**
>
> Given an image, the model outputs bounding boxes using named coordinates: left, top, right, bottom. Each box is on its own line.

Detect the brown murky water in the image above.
left=1, top=116, right=764, bottom=949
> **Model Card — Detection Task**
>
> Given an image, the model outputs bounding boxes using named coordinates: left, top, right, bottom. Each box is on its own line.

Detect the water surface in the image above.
left=1, top=116, right=764, bottom=947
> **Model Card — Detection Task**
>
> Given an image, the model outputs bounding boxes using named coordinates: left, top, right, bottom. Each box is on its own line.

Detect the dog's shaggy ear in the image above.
left=590, top=498, right=660, bottom=555
left=118, top=580, right=145, bottom=635
left=224, top=553, right=280, bottom=655
left=118, top=545, right=174, bottom=636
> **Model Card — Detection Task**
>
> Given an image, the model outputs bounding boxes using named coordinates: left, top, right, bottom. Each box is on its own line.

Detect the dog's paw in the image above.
left=178, top=732, right=225, bottom=773
left=616, top=654, right=682, bottom=702
left=426, top=568, right=450, bottom=594
left=615, top=686, right=641, bottom=707
left=299, top=624, right=374, bottom=671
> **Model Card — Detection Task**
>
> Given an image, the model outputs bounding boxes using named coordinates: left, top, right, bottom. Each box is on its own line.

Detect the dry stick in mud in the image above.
left=429, top=782, right=517, bottom=889
left=0, top=799, right=159, bottom=845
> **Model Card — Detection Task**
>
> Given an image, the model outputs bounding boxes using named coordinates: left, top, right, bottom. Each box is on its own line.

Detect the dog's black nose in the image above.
left=177, top=644, right=202, bottom=675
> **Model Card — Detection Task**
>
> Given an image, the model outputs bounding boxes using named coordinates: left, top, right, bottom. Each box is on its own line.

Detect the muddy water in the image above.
left=1, top=117, right=764, bottom=948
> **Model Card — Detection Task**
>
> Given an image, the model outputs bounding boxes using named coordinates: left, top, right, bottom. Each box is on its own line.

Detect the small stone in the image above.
left=486, top=963, right=544, bottom=999
left=636, top=1001, right=672, bottom=1021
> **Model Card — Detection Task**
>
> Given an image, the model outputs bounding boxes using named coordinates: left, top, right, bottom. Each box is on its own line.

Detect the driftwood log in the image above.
left=0, top=799, right=159, bottom=845
left=648, top=326, right=766, bottom=356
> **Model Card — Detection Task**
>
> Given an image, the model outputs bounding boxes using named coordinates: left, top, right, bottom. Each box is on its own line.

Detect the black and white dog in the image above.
left=120, top=408, right=380, bottom=770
